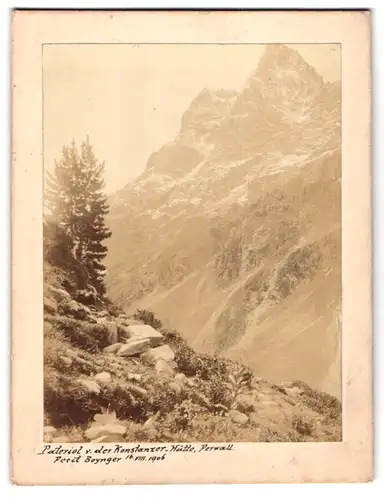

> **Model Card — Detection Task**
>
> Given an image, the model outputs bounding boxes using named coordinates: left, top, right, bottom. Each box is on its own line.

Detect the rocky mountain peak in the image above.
left=106, top=46, right=341, bottom=401
left=254, top=44, right=324, bottom=86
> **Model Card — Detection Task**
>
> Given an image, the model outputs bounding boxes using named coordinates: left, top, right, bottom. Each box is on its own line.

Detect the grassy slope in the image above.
left=44, top=290, right=342, bottom=443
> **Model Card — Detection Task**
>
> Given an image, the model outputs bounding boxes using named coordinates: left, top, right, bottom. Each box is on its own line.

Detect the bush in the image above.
left=44, top=219, right=89, bottom=294
left=292, top=414, right=316, bottom=436
left=103, top=297, right=125, bottom=317
left=134, top=309, right=162, bottom=329
left=44, top=370, right=100, bottom=426
left=148, top=378, right=186, bottom=416
left=291, top=380, right=341, bottom=421
left=45, top=314, right=111, bottom=351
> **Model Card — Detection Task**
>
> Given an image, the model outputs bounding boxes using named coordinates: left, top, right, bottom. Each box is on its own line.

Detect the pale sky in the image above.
left=43, top=44, right=340, bottom=193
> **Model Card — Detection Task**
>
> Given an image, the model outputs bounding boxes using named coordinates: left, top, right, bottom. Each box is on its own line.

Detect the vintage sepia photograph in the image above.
left=42, top=42, right=342, bottom=444
left=11, top=9, right=373, bottom=484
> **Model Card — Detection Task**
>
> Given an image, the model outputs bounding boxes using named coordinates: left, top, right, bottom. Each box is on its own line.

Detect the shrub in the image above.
left=134, top=309, right=162, bottom=330
left=291, top=380, right=342, bottom=421
left=292, top=414, right=316, bottom=436
left=148, top=378, right=186, bottom=416
left=44, top=219, right=89, bottom=294
left=45, top=314, right=111, bottom=351
left=103, top=296, right=125, bottom=318
left=44, top=371, right=100, bottom=426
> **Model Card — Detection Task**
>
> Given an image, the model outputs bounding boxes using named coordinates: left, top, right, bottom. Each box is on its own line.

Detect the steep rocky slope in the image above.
left=44, top=283, right=341, bottom=443
left=106, top=44, right=341, bottom=398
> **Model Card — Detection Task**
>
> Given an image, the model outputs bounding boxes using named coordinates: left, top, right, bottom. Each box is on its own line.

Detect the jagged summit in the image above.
left=256, top=44, right=323, bottom=84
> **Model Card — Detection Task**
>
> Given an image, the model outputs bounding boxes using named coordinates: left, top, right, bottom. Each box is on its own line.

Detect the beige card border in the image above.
left=11, top=10, right=372, bottom=484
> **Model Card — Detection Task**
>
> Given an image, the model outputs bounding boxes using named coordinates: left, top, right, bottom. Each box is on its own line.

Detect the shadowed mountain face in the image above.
left=106, top=44, right=341, bottom=398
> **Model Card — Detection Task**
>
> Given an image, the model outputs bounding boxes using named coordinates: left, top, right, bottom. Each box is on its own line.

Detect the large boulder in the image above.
left=141, top=345, right=175, bottom=364
left=126, top=324, right=164, bottom=347
left=117, top=338, right=150, bottom=357
left=103, top=342, right=123, bottom=354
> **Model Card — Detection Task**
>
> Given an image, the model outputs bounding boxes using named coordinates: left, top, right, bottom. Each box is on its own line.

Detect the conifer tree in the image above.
left=45, top=137, right=111, bottom=296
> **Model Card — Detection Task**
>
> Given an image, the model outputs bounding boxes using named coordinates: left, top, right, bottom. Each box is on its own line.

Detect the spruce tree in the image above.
left=45, top=137, right=111, bottom=296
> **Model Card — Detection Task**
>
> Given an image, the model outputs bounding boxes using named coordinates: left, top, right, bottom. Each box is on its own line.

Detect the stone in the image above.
left=102, top=423, right=126, bottom=436
left=66, top=300, right=80, bottom=313
left=58, top=355, right=73, bottom=368
left=98, top=310, right=110, bottom=318
left=185, top=377, right=196, bottom=388
left=142, top=345, right=175, bottom=363
left=229, top=410, right=249, bottom=425
left=95, top=372, right=112, bottom=384
left=289, top=386, right=305, bottom=396
left=94, top=410, right=117, bottom=424
left=169, top=381, right=182, bottom=395
left=125, top=383, right=148, bottom=398
left=126, top=324, right=164, bottom=347
left=103, top=342, right=123, bottom=354
left=91, top=434, right=122, bottom=443
left=82, top=304, right=91, bottom=314
left=44, top=426, right=57, bottom=434
left=51, top=436, right=70, bottom=443
left=143, top=417, right=156, bottom=428
left=48, top=285, right=71, bottom=302
left=174, top=373, right=188, bottom=385
left=86, top=423, right=126, bottom=441
left=118, top=339, right=151, bottom=357
left=64, top=300, right=88, bottom=320
left=127, top=373, right=142, bottom=383
left=78, top=379, right=101, bottom=394
left=155, top=359, right=174, bottom=378
left=191, top=391, right=211, bottom=408
left=85, top=424, right=104, bottom=440
left=44, top=297, right=58, bottom=314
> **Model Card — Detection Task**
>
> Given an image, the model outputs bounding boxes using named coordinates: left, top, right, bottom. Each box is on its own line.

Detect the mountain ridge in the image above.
left=106, top=44, right=341, bottom=397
